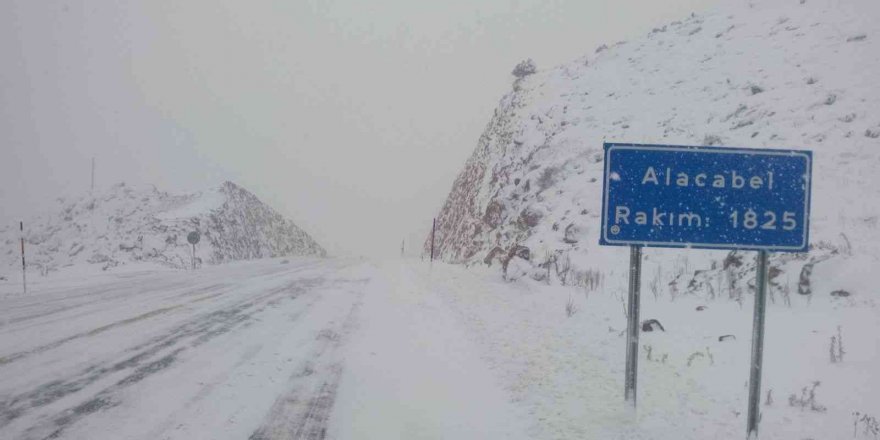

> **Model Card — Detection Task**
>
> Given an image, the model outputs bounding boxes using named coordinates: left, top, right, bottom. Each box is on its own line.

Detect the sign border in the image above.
left=599, top=142, right=812, bottom=252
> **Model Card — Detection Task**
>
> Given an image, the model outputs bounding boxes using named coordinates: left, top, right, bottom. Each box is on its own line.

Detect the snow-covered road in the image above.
left=0, top=258, right=526, bottom=440
left=2, top=257, right=877, bottom=440
left=0, top=258, right=368, bottom=440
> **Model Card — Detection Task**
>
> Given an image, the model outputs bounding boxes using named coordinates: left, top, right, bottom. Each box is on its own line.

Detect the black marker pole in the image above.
left=20, top=221, right=27, bottom=295
left=430, top=218, right=436, bottom=263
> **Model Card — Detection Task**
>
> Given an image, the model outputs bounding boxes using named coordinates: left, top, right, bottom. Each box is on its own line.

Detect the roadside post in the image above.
left=430, top=218, right=436, bottom=263
left=599, top=143, right=812, bottom=439
left=20, top=221, right=27, bottom=294
left=187, top=231, right=200, bottom=270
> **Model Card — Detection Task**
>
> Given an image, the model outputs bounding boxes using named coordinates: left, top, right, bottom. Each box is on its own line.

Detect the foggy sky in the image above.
left=1, top=0, right=718, bottom=257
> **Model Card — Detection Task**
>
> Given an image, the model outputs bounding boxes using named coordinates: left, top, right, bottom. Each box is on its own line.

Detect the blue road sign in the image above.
left=600, top=143, right=812, bottom=252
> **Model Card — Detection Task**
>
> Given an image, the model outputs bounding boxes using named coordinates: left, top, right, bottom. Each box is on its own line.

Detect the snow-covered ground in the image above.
left=1, top=256, right=876, bottom=439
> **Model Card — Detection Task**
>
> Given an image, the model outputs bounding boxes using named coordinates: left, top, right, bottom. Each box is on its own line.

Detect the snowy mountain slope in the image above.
left=427, top=0, right=880, bottom=291
left=0, top=181, right=325, bottom=275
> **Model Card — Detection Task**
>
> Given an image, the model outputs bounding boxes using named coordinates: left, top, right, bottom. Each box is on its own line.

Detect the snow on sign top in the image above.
left=599, top=143, right=812, bottom=252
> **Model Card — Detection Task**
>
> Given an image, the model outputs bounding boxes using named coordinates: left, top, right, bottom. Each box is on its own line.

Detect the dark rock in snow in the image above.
left=563, top=223, right=582, bottom=244
left=642, top=319, right=665, bottom=332
left=483, top=246, right=506, bottom=266
left=483, top=201, right=504, bottom=228
left=518, top=207, right=543, bottom=228
left=508, top=245, right=530, bottom=261
left=719, top=335, right=737, bottom=342
left=830, top=289, right=851, bottom=297
left=696, top=305, right=708, bottom=311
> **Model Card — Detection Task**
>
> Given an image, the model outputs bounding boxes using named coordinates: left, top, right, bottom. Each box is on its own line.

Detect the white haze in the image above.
left=1, top=0, right=718, bottom=257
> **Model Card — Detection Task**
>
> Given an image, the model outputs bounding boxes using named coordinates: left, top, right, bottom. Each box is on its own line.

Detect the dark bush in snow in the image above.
left=798, top=262, right=814, bottom=295
left=518, top=207, right=543, bottom=228
left=536, top=166, right=560, bottom=192
left=703, top=134, right=724, bottom=146
left=511, top=59, right=537, bottom=78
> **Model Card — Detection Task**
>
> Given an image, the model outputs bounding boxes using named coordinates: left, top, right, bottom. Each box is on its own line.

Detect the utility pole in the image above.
left=430, top=218, right=436, bottom=262
left=20, top=221, right=27, bottom=295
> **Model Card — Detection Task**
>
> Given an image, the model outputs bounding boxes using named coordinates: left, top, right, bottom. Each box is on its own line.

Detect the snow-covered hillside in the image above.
left=0, top=181, right=325, bottom=276
left=427, top=0, right=879, bottom=288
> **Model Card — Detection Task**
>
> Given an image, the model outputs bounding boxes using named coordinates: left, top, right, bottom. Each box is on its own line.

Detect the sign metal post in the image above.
left=599, top=142, right=812, bottom=439
left=747, top=250, right=769, bottom=437
left=624, top=245, right=642, bottom=406
left=187, top=231, right=200, bottom=270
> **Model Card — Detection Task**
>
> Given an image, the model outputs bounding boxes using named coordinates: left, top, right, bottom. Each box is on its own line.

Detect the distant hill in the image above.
left=1, top=181, right=325, bottom=275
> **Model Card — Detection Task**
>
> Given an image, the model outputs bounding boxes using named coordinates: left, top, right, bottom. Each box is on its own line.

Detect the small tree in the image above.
left=512, top=58, right=537, bottom=78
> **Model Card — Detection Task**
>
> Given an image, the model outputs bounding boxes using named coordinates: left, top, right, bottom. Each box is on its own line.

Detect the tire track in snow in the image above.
left=248, top=283, right=365, bottom=440
left=0, top=276, right=325, bottom=439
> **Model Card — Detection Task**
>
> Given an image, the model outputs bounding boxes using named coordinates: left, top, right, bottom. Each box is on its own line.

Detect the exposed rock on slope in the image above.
left=427, top=0, right=880, bottom=292
left=1, top=181, right=325, bottom=274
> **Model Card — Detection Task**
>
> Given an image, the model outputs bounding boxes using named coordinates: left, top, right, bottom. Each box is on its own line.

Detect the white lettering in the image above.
left=678, top=212, right=702, bottom=227
left=615, top=206, right=630, bottom=224
left=731, top=171, right=745, bottom=189
left=652, top=208, right=666, bottom=226
left=642, top=167, right=659, bottom=185
left=750, top=176, right=763, bottom=189
left=676, top=173, right=689, bottom=186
